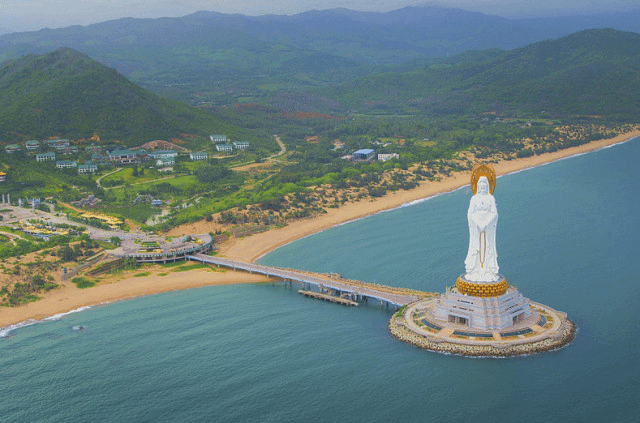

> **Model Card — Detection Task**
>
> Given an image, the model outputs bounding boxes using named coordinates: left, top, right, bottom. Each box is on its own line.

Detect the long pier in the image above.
left=188, top=253, right=425, bottom=308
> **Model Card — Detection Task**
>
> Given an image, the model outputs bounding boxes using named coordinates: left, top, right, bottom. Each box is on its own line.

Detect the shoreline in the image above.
left=2, top=130, right=639, bottom=332
left=0, top=268, right=271, bottom=334
left=218, top=129, right=640, bottom=263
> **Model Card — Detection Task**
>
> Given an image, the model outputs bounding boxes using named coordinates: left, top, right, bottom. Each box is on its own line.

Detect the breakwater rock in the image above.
left=389, top=314, right=576, bottom=358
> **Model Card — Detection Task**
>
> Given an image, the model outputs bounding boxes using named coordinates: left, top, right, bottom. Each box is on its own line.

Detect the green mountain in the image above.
left=1, top=6, right=639, bottom=107
left=315, top=29, right=640, bottom=118
left=0, top=47, right=234, bottom=144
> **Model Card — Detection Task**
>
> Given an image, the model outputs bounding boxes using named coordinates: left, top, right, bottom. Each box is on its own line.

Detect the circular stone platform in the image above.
left=389, top=297, right=576, bottom=357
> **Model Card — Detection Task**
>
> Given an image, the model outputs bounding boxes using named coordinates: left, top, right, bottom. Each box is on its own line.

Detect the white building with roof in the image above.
left=56, top=160, right=77, bottom=169
left=210, top=135, right=227, bottom=143
left=233, top=142, right=249, bottom=150
left=190, top=151, right=208, bottom=161
left=215, top=144, right=233, bottom=153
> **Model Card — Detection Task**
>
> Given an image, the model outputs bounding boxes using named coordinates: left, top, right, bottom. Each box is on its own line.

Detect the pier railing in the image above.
left=188, top=253, right=425, bottom=308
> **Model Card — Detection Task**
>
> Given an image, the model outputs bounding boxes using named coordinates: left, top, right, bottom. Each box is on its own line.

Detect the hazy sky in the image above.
left=2, top=0, right=638, bottom=34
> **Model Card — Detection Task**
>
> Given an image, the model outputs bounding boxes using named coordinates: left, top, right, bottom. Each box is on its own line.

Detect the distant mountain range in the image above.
left=314, top=29, right=640, bottom=117
left=0, top=6, right=639, bottom=138
left=0, top=48, right=235, bottom=144
left=1, top=5, right=639, bottom=108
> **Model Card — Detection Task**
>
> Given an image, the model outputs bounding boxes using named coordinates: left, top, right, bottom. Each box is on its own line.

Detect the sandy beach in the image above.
left=0, top=268, right=271, bottom=332
left=217, top=129, right=640, bottom=262
left=2, top=129, right=638, bottom=331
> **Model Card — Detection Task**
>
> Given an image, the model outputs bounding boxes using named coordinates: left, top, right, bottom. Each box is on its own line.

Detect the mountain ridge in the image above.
left=312, top=28, right=640, bottom=117
left=0, top=47, right=234, bottom=144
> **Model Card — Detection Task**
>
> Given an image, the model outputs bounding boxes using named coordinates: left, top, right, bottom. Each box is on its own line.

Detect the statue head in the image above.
left=470, top=163, right=496, bottom=194
left=477, top=176, right=490, bottom=195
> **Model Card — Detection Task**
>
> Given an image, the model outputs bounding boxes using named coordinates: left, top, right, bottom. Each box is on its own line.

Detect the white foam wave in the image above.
left=0, top=319, right=38, bottom=338
left=44, top=306, right=92, bottom=321
left=1, top=305, right=95, bottom=338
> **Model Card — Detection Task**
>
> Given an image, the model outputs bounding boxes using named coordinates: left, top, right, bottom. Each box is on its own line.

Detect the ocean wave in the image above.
left=0, top=319, right=38, bottom=338
left=43, top=306, right=92, bottom=321
left=1, top=305, right=94, bottom=338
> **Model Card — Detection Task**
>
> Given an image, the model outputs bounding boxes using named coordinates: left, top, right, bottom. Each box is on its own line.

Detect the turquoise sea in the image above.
left=1, top=138, right=639, bottom=422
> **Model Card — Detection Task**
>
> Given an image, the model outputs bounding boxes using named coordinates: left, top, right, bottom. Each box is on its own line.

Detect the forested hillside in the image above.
left=0, top=48, right=236, bottom=144
left=312, top=29, right=640, bottom=118
left=1, top=6, right=639, bottom=108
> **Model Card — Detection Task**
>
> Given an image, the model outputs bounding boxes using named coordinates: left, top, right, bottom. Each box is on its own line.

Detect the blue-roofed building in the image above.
left=108, top=149, right=148, bottom=164
left=56, top=160, right=77, bottom=169
left=5, top=144, right=21, bottom=154
left=25, top=140, right=40, bottom=150
left=233, top=141, right=250, bottom=150
left=352, top=149, right=376, bottom=162
left=216, top=144, right=233, bottom=153
left=190, top=151, right=208, bottom=161
left=210, top=135, right=227, bottom=143
left=149, top=150, right=178, bottom=159
left=36, top=152, right=56, bottom=162
left=78, top=163, right=98, bottom=174
left=156, top=157, right=175, bottom=167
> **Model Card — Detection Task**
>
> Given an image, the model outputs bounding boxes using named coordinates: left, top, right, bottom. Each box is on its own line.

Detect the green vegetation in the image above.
left=1, top=270, right=58, bottom=306
left=0, top=233, right=88, bottom=260
left=0, top=48, right=238, bottom=145
left=0, top=27, right=637, bottom=237
left=71, top=277, right=96, bottom=289
left=171, top=263, right=209, bottom=272
left=395, top=305, right=407, bottom=318
left=318, top=29, right=640, bottom=118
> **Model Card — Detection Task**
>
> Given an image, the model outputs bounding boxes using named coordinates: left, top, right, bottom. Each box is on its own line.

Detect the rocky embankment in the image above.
left=389, top=315, right=576, bottom=358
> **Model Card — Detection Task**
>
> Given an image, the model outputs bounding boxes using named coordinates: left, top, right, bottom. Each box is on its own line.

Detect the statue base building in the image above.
left=388, top=163, right=575, bottom=356
left=389, top=297, right=576, bottom=357
left=433, top=275, right=531, bottom=330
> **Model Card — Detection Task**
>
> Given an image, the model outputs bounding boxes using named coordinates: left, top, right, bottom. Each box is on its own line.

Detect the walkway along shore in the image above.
left=1, top=130, right=639, bottom=330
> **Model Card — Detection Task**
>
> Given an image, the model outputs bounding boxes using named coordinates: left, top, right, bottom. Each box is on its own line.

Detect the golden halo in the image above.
left=470, top=163, right=496, bottom=194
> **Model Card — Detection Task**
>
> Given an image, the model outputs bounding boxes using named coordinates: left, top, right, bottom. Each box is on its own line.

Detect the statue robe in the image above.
left=464, top=192, right=499, bottom=282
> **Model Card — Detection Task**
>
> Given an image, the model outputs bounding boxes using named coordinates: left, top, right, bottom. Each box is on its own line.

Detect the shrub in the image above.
left=71, top=277, right=95, bottom=289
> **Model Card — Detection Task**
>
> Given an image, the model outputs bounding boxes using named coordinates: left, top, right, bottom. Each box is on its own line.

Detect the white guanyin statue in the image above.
left=464, top=165, right=500, bottom=282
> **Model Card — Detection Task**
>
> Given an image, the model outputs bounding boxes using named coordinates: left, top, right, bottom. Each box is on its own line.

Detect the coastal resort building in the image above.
left=216, top=144, right=233, bottom=153
left=85, top=143, right=103, bottom=153
left=190, top=151, right=208, bottom=161
left=78, top=163, right=98, bottom=174
left=156, top=157, right=175, bottom=167
left=112, top=233, right=213, bottom=263
left=210, top=135, right=227, bottom=143
left=91, top=152, right=109, bottom=162
left=5, top=144, right=21, bottom=154
left=36, top=152, right=56, bottom=162
left=352, top=149, right=376, bottom=162
left=149, top=150, right=178, bottom=160
left=71, top=195, right=100, bottom=208
left=390, top=164, right=575, bottom=357
left=25, top=140, right=40, bottom=151
left=378, top=153, right=400, bottom=162
left=56, top=160, right=77, bottom=169
left=63, top=146, right=79, bottom=155
left=108, top=149, right=148, bottom=164
left=46, top=138, right=70, bottom=150
left=233, top=141, right=249, bottom=150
